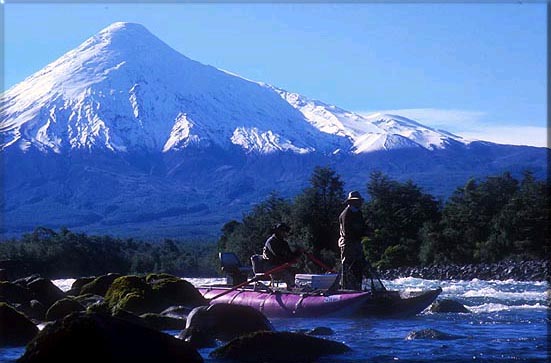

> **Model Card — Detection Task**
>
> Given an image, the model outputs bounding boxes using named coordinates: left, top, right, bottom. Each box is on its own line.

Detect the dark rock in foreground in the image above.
left=210, top=331, right=350, bottom=362
left=181, top=303, right=274, bottom=348
left=0, top=302, right=39, bottom=347
left=17, top=311, right=203, bottom=363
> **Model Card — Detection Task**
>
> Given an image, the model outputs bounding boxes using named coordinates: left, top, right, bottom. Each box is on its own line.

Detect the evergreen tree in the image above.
left=433, top=172, right=518, bottom=264
left=480, top=171, right=550, bottom=261
left=292, top=166, right=345, bottom=252
left=291, top=166, right=345, bottom=271
left=364, top=171, right=441, bottom=268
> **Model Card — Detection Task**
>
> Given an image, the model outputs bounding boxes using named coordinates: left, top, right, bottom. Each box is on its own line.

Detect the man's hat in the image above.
left=272, top=223, right=291, bottom=233
left=345, top=191, right=363, bottom=202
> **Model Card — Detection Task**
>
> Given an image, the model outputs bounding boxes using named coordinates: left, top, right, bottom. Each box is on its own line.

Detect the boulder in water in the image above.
left=0, top=281, right=33, bottom=304
left=66, top=276, right=96, bottom=296
left=406, top=328, right=464, bottom=340
left=140, top=313, right=186, bottom=331
left=430, top=299, right=470, bottom=313
left=161, top=305, right=193, bottom=319
left=27, top=278, right=66, bottom=309
left=17, top=311, right=203, bottom=363
left=104, top=275, right=207, bottom=315
left=0, top=302, right=39, bottom=347
left=17, top=299, right=47, bottom=321
left=210, top=331, right=350, bottom=362
left=180, top=303, right=274, bottom=348
left=45, top=298, right=85, bottom=321
left=80, top=273, right=122, bottom=297
left=149, top=276, right=207, bottom=310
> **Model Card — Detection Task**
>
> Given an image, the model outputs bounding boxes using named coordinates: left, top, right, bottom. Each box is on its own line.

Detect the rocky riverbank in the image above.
left=378, top=259, right=550, bottom=281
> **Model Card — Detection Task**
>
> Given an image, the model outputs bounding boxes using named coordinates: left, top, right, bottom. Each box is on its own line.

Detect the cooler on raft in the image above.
left=295, top=273, right=338, bottom=289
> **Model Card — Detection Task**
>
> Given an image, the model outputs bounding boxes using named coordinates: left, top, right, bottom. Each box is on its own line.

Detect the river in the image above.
left=1, top=277, right=548, bottom=362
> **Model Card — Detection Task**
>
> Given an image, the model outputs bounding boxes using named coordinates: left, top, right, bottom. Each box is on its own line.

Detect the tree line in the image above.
left=0, top=167, right=548, bottom=279
left=0, top=228, right=218, bottom=279
left=219, top=167, right=549, bottom=272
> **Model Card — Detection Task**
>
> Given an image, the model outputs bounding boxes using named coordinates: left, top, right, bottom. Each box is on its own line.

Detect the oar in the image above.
left=209, top=260, right=297, bottom=301
left=305, top=252, right=336, bottom=273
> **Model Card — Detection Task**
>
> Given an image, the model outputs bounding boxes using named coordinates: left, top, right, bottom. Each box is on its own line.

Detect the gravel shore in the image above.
left=378, top=259, right=550, bottom=282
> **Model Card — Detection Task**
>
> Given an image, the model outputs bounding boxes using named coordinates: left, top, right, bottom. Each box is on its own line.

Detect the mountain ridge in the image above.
left=2, top=21, right=473, bottom=157
left=1, top=22, right=547, bottom=239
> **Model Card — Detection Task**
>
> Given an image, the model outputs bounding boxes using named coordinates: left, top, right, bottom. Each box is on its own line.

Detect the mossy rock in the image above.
left=104, top=275, right=154, bottom=315
left=86, top=301, right=111, bottom=315
left=45, top=298, right=85, bottom=321
left=150, top=278, right=207, bottom=309
left=104, top=275, right=207, bottom=315
left=80, top=273, right=122, bottom=297
left=145, top=273, right=179, bottom=283
left=0, top=302, right=39, bottom=347
left=210, top=331, right=350, bottom=362
left=66, top=276, right=96, bottom=296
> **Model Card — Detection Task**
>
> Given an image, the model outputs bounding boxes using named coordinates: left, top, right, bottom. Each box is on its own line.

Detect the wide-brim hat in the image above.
left=273, top=223, right=291, bottom=233
left=345, top=191, right=363, bottom=202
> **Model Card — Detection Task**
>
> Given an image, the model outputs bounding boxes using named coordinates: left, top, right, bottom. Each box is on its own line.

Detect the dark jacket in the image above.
left=338, top=205, right=365, bottom=248
left=262, top=234, right=295, bottom=265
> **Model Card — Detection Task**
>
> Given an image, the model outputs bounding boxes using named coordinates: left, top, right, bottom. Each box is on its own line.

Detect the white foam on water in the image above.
left=52, top=278, right=76, bottom=292
left=469, top=302, right=547, bottom=313
left=462, top=287, right=546, bottom=301
left=185, top=277, right=226, bottom=286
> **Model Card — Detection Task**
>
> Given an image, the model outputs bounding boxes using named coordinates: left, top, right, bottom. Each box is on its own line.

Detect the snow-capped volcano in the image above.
left=1, top=22, right=546, bottom=240
left=1, top=22, right=341, bottom=154
left=2, top=21, right=468, bottom=155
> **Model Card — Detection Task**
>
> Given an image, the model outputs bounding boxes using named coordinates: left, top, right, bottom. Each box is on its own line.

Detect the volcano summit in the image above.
left=1, top=22, right=546, bottom=238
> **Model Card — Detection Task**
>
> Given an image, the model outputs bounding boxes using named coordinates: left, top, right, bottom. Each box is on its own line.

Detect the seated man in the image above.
left=262, top=223, right=302, bottom=289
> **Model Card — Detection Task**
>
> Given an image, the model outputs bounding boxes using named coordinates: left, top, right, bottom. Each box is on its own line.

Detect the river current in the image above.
left=1, top=277, right=548, bottom=362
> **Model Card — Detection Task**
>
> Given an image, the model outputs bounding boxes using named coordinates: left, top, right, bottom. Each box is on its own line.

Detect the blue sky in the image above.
left=2, top=3, right=547, bottom=147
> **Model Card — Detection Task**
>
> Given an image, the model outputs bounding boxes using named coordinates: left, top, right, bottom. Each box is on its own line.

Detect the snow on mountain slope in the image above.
left=2, top=21, right=468, bottom=155
left=271, top=86, right=468, bottom=152
left=1, top=22, right=342, bottom=154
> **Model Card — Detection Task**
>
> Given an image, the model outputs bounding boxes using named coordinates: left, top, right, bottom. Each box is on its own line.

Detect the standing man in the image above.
left=338, top=191, right=366, bottom=290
